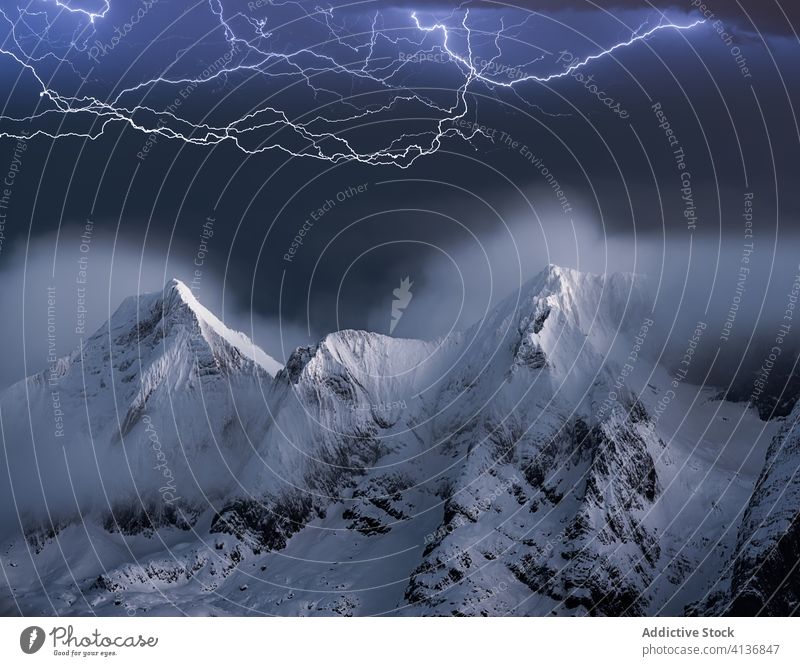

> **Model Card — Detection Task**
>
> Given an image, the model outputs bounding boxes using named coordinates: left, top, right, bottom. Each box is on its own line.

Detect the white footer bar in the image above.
left=1, top=617, right=796, bottom=664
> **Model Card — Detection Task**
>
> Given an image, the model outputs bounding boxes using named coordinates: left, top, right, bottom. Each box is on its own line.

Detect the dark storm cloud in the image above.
left=381, top=0, right=799, bottom=36
left=0, top=0, right=798, bottom=389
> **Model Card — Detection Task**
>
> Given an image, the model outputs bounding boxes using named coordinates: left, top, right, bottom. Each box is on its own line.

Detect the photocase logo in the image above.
left=20, top=626, right=45, bottom=654
left=390, top=276, right=413, bottom=334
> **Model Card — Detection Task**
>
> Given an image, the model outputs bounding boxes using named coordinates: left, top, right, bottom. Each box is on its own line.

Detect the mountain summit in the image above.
left=0, top=266, right=790, bottom=616
left=0, top=279, right=278, bottom=534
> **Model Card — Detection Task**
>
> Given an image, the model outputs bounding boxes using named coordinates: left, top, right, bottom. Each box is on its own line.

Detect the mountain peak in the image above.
left=162, top=277, right=205, bottom=318
left=168, top=276, right=191, bottom=295
left=528, top=263, right=643, bottom=306
left=163, top=277, right=246, bottom=316
left=538, top=262, right=604, bottom=287
left=95, top=278, right=283, bottom=377
left=166, top=279, right=284, bottom=376
left=502, top=263, right=631, bottom=310
left=542, top=262, right=577, bottom=278
left=465, top=263, right=648, bottom=379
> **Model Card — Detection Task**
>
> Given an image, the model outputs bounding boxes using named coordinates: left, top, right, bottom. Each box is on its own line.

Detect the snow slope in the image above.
left=0, top=279, right=278, bottom=536
left=694, top=399, right=800, bottom=616
left=0, top=267, right=788, bottom=616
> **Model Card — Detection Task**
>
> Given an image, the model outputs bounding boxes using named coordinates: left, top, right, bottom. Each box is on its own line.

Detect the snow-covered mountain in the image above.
left=0, top=266, right=792, bottom=616
left=0, top=279, right=279, bottom=534
left=694, top=398, right=800, bottom=616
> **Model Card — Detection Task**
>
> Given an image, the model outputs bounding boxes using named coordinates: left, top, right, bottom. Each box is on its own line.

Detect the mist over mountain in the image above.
left=2, top=264, right=796, bottom=616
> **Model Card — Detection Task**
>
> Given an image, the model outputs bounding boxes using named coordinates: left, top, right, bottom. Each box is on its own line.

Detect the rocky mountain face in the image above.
left=0, top=266, right=794, bottom=616
left=695, top=402, right=800, bottom=616
left=0, top=279, right=277, bottom=534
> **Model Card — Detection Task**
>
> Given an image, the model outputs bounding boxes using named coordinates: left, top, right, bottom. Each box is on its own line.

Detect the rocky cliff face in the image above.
left=400, top=266, right=666, bottom=616
left=0, top=266, right=788, bottom=616
left=695, top=404, right=800, bottom=616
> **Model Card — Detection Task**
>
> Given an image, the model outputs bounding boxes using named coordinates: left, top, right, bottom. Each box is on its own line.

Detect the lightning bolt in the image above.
left=46, top=0, right=110, bottom=23
left=0, top=2, right=705, bottom=167
left=410, top=11, right=705, bottom=86
left=28, top=628, right=38, bottom=649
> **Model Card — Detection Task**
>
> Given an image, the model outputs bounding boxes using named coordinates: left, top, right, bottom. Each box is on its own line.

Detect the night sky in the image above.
left=0, top=0, right=798, bottom=389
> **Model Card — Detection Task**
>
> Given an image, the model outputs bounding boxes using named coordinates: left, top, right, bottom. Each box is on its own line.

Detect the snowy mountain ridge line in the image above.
left=0, top=277, right=281, bottom=533
left=168, top=279, right=284, bottom=376
left=0, top=264, right=793, bottom=616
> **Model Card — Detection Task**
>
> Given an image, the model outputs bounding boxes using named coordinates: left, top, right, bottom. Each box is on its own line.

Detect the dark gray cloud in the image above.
left=0, top=0, right=798, bottom=385
left=385, top=0, right=799, bottom=36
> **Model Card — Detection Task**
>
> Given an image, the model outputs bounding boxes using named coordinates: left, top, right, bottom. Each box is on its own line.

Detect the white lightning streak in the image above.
left=0, top=2, right=705, bottom=167
left=411, top=12, right=706, bottom=86
left=46, top=0, right=110, bottom=23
